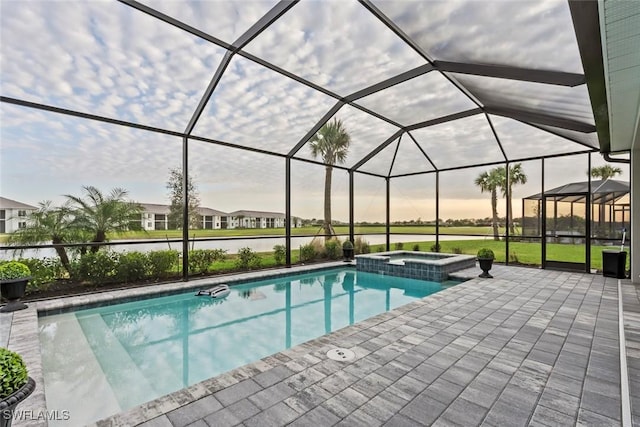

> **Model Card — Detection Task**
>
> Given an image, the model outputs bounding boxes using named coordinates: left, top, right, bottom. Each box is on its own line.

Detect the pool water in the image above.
left=38, top=268, right=456, bottom=426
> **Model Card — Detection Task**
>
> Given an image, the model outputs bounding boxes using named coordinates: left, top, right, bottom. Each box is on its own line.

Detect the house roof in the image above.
left=229, top=210, right=286, bottom=219
left=139, top=203, right=171, bottom=215
left=197, top=207, right=227, bottom=216
left=524, top=179, right=629, bottom=204
left=0, top=197, right=37, bottom=210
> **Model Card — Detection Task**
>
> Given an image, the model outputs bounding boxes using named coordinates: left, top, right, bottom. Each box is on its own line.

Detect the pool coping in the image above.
left=356, top=250, right=475, bottom=266
left=4, top=261, right=363, bottom=427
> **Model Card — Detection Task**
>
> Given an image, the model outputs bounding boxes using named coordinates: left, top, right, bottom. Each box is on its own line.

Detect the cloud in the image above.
left=374, top=0, right=583, bottom=73
left=355, top=71, right=478, bottom=127
left=490, top=115, right=594, bottom=160
left=0, top=1, right=226, bottom=131
left=140, top=0, right=280, bottom=45
left=410, top=114, right=504, bottom=169
left=243, top=0, right=427, bottom=96
left=0, top=109, right=176, bottom=203
left=192, top=55, right=337, bottom=154
left=0, top=0, right=602, bottom=222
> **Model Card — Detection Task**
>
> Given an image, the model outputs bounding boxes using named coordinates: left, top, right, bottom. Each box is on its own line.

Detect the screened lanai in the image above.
left=523, top=179, right=631, bottom=241
left=0, top=0, right=637, bottom=279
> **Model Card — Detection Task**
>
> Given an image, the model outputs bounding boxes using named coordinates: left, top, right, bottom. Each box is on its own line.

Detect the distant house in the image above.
left=138, top=204, right=300, bottom=230
left=0, top=197, right=37, bottom=233
left=139, top=203, right=171, bottom=231
left=226, top=210, right=302, bottom=229
left=197, top=207, right=227, bottom=230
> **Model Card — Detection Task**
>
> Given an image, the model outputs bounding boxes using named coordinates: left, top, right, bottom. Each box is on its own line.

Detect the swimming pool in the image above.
left=38, top=267, right=458, bottom=426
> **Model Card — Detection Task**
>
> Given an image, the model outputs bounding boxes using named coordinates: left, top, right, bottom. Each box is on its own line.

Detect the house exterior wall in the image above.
left=139, top=212, right=170, bottom=231
left=200, top=215, right=221, bottom=230
left=0, top=207, right=33, bottom=234
left=224, top=215, right=292, bottom=229
left=139, top=207, right=299, bottom=231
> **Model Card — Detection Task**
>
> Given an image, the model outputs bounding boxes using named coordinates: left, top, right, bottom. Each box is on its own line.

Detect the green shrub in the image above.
left=342, top=240, right=354, bottom=250
left=299, top=243, right=317, bottom=262
left=324, top=240, right=341, bottom=260
left=412, top=244, right=420, bottom=251
left=430, top=243, right=441, bottom=252
left=452, top=247, right=463, bottom=254
left=477, top=248, right=495, bottom=259
left=236, top=247, right=261, bottom=270
left=273, top=245, right=286, bottom=265
left=189, top=249, right=226, bottom=274
left=0, top=348, right=28, bottom=398
left=354, top=237, right=370, bottom=254
left=20, top=258, right=64, bottom=291
left=0, top=261, right=31, bottom=280
left=509, top=251, right=519, bottom=263
left=116, top=252, right=149, bottom=283
left=148, top=250, right=179, bottom=278
left=73, top=251, right=118, bottom=284
left=394, top=242, right=404, bottom=250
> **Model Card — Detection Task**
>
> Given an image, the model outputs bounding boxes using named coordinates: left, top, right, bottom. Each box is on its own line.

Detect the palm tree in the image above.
left=475, top=168, right=502, bottom=241
left=497, top=163, right=528, bottom=235
left=8, top=201, right=76, bottom=274
left=309, top=118, right=351, bottom=240
left=65, top=186, right=142, bottom=253
left=591, top=165, right=622, bottom=180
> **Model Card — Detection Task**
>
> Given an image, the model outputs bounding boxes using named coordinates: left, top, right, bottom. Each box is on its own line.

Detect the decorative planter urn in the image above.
left=0, top=278, right=30, bottom=313
left=0, top=377, right=36, bottom=427
left=343, top=248, right=354, bottom=261
left=478, top=258, right=494, bottom=278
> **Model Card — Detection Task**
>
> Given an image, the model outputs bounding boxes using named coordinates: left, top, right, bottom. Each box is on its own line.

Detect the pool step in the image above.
left=39, top=314, right=121, bottom=427
left=77, top=313, right=160, bottom=410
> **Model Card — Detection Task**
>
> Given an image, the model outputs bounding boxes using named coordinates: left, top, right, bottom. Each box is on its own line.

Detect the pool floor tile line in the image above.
left=5, top=263, right=638, bottom=427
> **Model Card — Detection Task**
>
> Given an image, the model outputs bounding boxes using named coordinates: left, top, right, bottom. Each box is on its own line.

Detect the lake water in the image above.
left=1, top=234, right=486, bottom=260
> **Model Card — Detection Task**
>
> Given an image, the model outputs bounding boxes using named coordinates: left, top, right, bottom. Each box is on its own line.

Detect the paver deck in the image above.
left=622, top=281, right=640, bottom=425
left=4, top=263, right=637, bottom=427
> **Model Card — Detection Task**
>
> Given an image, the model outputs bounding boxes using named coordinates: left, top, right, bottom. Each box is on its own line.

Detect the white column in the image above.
left=632, top=148, right=640, bottom=284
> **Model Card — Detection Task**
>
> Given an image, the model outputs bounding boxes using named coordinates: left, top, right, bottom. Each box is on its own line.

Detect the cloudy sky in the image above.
left=0, top=0, right=625, bottom=222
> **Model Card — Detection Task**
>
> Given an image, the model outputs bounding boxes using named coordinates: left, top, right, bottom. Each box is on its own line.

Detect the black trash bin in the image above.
left=602, top=250, right=627, bottom=279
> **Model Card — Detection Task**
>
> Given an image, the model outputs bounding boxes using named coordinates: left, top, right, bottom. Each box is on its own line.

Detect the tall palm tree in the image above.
left=65, top=186, right=142, bottom=252
left=475, top=168, right=502, bottom=241
left=590, top=165, right=622, bottom=180
left=8, top=201, right=76, bottom=274
left=497, top=163, right=528, bottom=235
left=309, top=118, right=351, bottom=240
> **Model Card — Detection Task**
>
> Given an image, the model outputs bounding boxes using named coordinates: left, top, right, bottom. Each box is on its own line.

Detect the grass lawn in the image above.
left=108, top=225, right=497, bottom=240
left=370, top=238, right=629, bottom=271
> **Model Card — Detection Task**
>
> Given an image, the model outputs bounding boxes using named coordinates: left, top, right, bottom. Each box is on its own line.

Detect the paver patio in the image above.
left=4, top=264, right=636, bottom=426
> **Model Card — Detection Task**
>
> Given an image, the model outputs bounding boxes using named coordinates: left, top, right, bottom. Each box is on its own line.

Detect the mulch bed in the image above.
left=22, top=276, right=183, bottom=302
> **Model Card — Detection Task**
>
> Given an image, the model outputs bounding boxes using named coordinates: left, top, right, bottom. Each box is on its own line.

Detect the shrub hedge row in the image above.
left=2, top=238, right=372, bottom=292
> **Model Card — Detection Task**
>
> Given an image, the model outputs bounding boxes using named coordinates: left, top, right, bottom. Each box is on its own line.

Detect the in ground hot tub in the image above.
left=355, top=250, right=476, bottom=281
